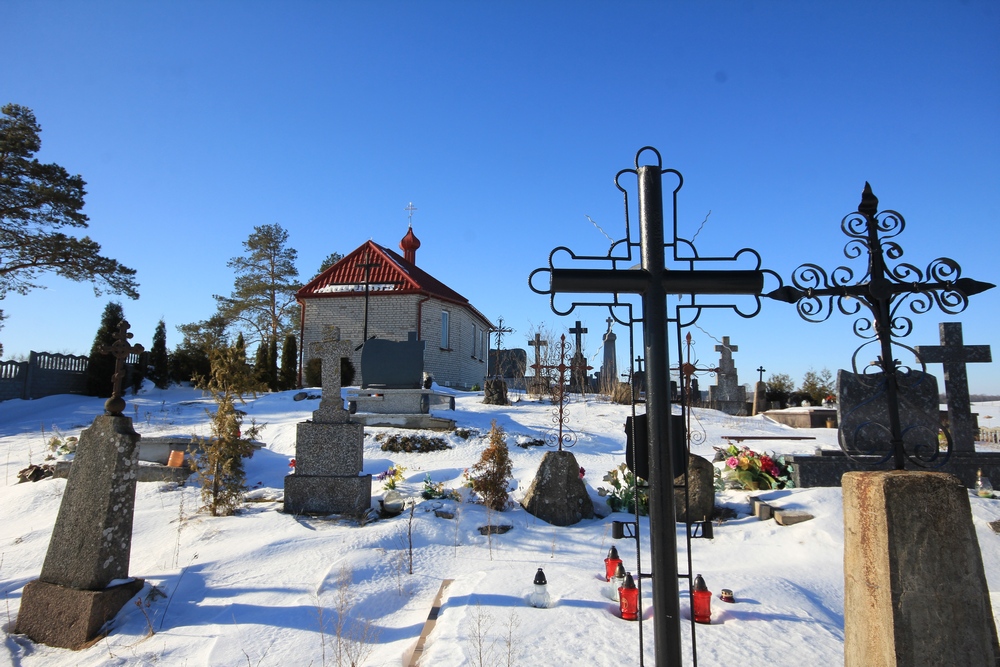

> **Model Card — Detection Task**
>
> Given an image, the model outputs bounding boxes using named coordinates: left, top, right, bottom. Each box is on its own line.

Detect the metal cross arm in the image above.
left=536, top=264, right=766, bottom=297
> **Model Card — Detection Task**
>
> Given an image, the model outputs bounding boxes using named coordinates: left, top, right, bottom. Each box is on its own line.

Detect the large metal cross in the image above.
left=528, top=332, right=548, bottom=379
left=99, top=320, right=144, bottom=416
left=769, top=183, right=995, bottom=469
left=530, top=147, right=770, bottom=667
left=915, top=322, right=992, bottom=452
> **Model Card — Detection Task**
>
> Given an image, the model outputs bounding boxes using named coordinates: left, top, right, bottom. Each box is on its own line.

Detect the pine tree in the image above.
left=312, top=252, right=343, bottom=279
left=0, top=104, right=139, bottom=353
left=85, top=302, right=125, bottom=397
left=149, top=320, right=170, bottom=389
left=193, top=343, right=264, bottom=516
left=279, top=334, right=297, bottom=390
left=213, top=223, right=301, bottom=350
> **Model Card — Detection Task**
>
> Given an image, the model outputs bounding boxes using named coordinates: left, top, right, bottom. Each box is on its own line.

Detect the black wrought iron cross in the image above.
left=99, top=320, right=144, bottom=416
left=769, top=183, right=994, bottom=469
left=533, top=334, right=578, bottom=450
left=757, top=366, right=766, bottom=382
left=529, top=147, right=774, bottom=667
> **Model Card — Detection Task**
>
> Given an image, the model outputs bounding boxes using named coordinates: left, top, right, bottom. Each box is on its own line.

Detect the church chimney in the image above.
left=400, top=226, right=421, bottom=265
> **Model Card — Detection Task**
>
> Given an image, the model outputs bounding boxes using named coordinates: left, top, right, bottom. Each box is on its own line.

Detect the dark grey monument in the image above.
left=837, top=369, right=940, bottom=456
left=285, top=338, right=372, bottom=515
left=915, top=322, right=992, bottom=453
left=521, top=450, right=594, bottom=526
left=16, top=321, right=146, bottom=649
left=360, top=335, right=425, bottom=389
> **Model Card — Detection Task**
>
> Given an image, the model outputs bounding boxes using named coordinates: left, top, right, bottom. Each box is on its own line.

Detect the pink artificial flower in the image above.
left=726, top=456, right=738, bottom=469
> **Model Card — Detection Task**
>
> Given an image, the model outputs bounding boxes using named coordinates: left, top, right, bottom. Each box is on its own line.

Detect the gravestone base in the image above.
left=521, top=450, right=594, bottom=526
left=16, top=577, right=144, bottom=649
left=295, top=422, right=364, bottom=475
left=843, top=471, right=999, bottom=667
left=284, top=474, right=372, bottom=515
left=786, top=451, right=1000, bottom=488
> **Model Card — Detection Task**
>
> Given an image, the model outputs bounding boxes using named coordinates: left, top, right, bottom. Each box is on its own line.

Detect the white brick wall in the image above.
left=301, top=293, right=490, bottom=389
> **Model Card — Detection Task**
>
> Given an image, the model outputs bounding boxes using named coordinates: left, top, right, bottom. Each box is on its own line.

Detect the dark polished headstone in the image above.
left=837, top=369, right=940, bottom=456
left=488, top=348, right=527, bottom=379
left=361, top=338, right=425, bottom=389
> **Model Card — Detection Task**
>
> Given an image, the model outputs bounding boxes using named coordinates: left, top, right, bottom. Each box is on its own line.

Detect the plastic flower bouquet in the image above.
left=716, top=445, right=794, bottom=491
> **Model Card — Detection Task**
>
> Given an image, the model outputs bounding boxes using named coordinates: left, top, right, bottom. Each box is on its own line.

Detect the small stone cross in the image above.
left=528, top=333, right=548, bottom=375
left=569, top=320, right=588, bottom=350
left=714, top=336, right=738, bottom=372
left=99, top=320, right=144, bottom=416
left=915, top=322, right=992, bottom=452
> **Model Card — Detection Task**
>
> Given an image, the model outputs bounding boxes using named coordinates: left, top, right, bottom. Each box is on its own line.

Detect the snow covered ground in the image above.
left=0, top=386, right=997, bottom=666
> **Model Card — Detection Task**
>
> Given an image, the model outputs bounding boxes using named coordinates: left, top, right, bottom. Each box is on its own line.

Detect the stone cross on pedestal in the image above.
left=709, top=336, right=745, bottom=412
left=16, top=322, right=145, bottom=648
left=915, top=322, right=992, bottom=453
left=757, top=366, right=766, bottom=382
left=715, top=336, right=738, bottom=372
left=310, top=339, right=353, bottom=424
left=99, top=320, right=144, bottom=416
left=568, top=320, right=589, bottom=392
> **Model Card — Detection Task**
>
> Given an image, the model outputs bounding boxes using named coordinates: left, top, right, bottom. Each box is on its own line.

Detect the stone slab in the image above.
left=764, top=407, right=838, bottom=429
left=54, top=461, right=192, bottom=484
left=773, top=509, right=813, bottom=526
left=40, top=415, right=140, bottom=590
left=16, top=577, right=145, bottom=649
left=283, top=474, right=372, bottom=516
left=348, top=413, right=456, bottom=431
left=843, top=471, right=999, bottom=667
left=295, top=421, right=364, bottom=476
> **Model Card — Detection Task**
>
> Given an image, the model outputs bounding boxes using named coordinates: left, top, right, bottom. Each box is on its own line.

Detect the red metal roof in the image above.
left=297, top=241, right=486, bottom=323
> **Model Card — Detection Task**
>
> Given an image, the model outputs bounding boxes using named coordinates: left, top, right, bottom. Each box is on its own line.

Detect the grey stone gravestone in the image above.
left=521, top=450, right=594, bottom=526
left=915, top=322, right=992, bottom=453
left=284, top=338, right=372, bottom=515
left=843, top=471, right=999, bottom=666
left=569, top=320, right=588, bottom=392
left=708, top=336, right=746, bottom=414
left=17, top=321, right=146, bottom=648
left=837, top=369, right=940, bottom=456
left=488, top=348, right=527, bottom=379
left=601, top=317, right=618, bottom=388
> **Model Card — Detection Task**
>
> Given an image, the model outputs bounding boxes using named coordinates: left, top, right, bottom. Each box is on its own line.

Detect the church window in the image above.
left=441, top=311, right=450, bottom=349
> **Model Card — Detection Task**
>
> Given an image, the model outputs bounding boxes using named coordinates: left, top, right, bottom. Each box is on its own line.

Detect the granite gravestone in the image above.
left=284, top=338, right=372, bottom=515
left=915, top=322, right=992, bottom=453
left=708, top=336, right=746, bottom=414
left=837, top=369, right=940, bottom=456
left=16, top=321, right=146, bottom=649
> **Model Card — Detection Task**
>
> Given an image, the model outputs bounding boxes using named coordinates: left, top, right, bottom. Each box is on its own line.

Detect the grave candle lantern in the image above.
left=604, top=546, right=622, bottom=582
left=530, top=568, right=550, bottom=608
left=610, top=562, right=626, bottom=602
left=619, top=572, right=639, bottom=620
left=692, top=574, right=712, bottom=624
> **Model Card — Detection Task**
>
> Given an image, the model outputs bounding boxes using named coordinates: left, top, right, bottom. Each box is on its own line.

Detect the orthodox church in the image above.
left=296, top=225, right=493, bottom=390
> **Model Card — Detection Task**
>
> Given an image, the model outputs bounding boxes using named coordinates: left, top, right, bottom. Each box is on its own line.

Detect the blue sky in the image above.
left=2, top=1, right=998, bottom=394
